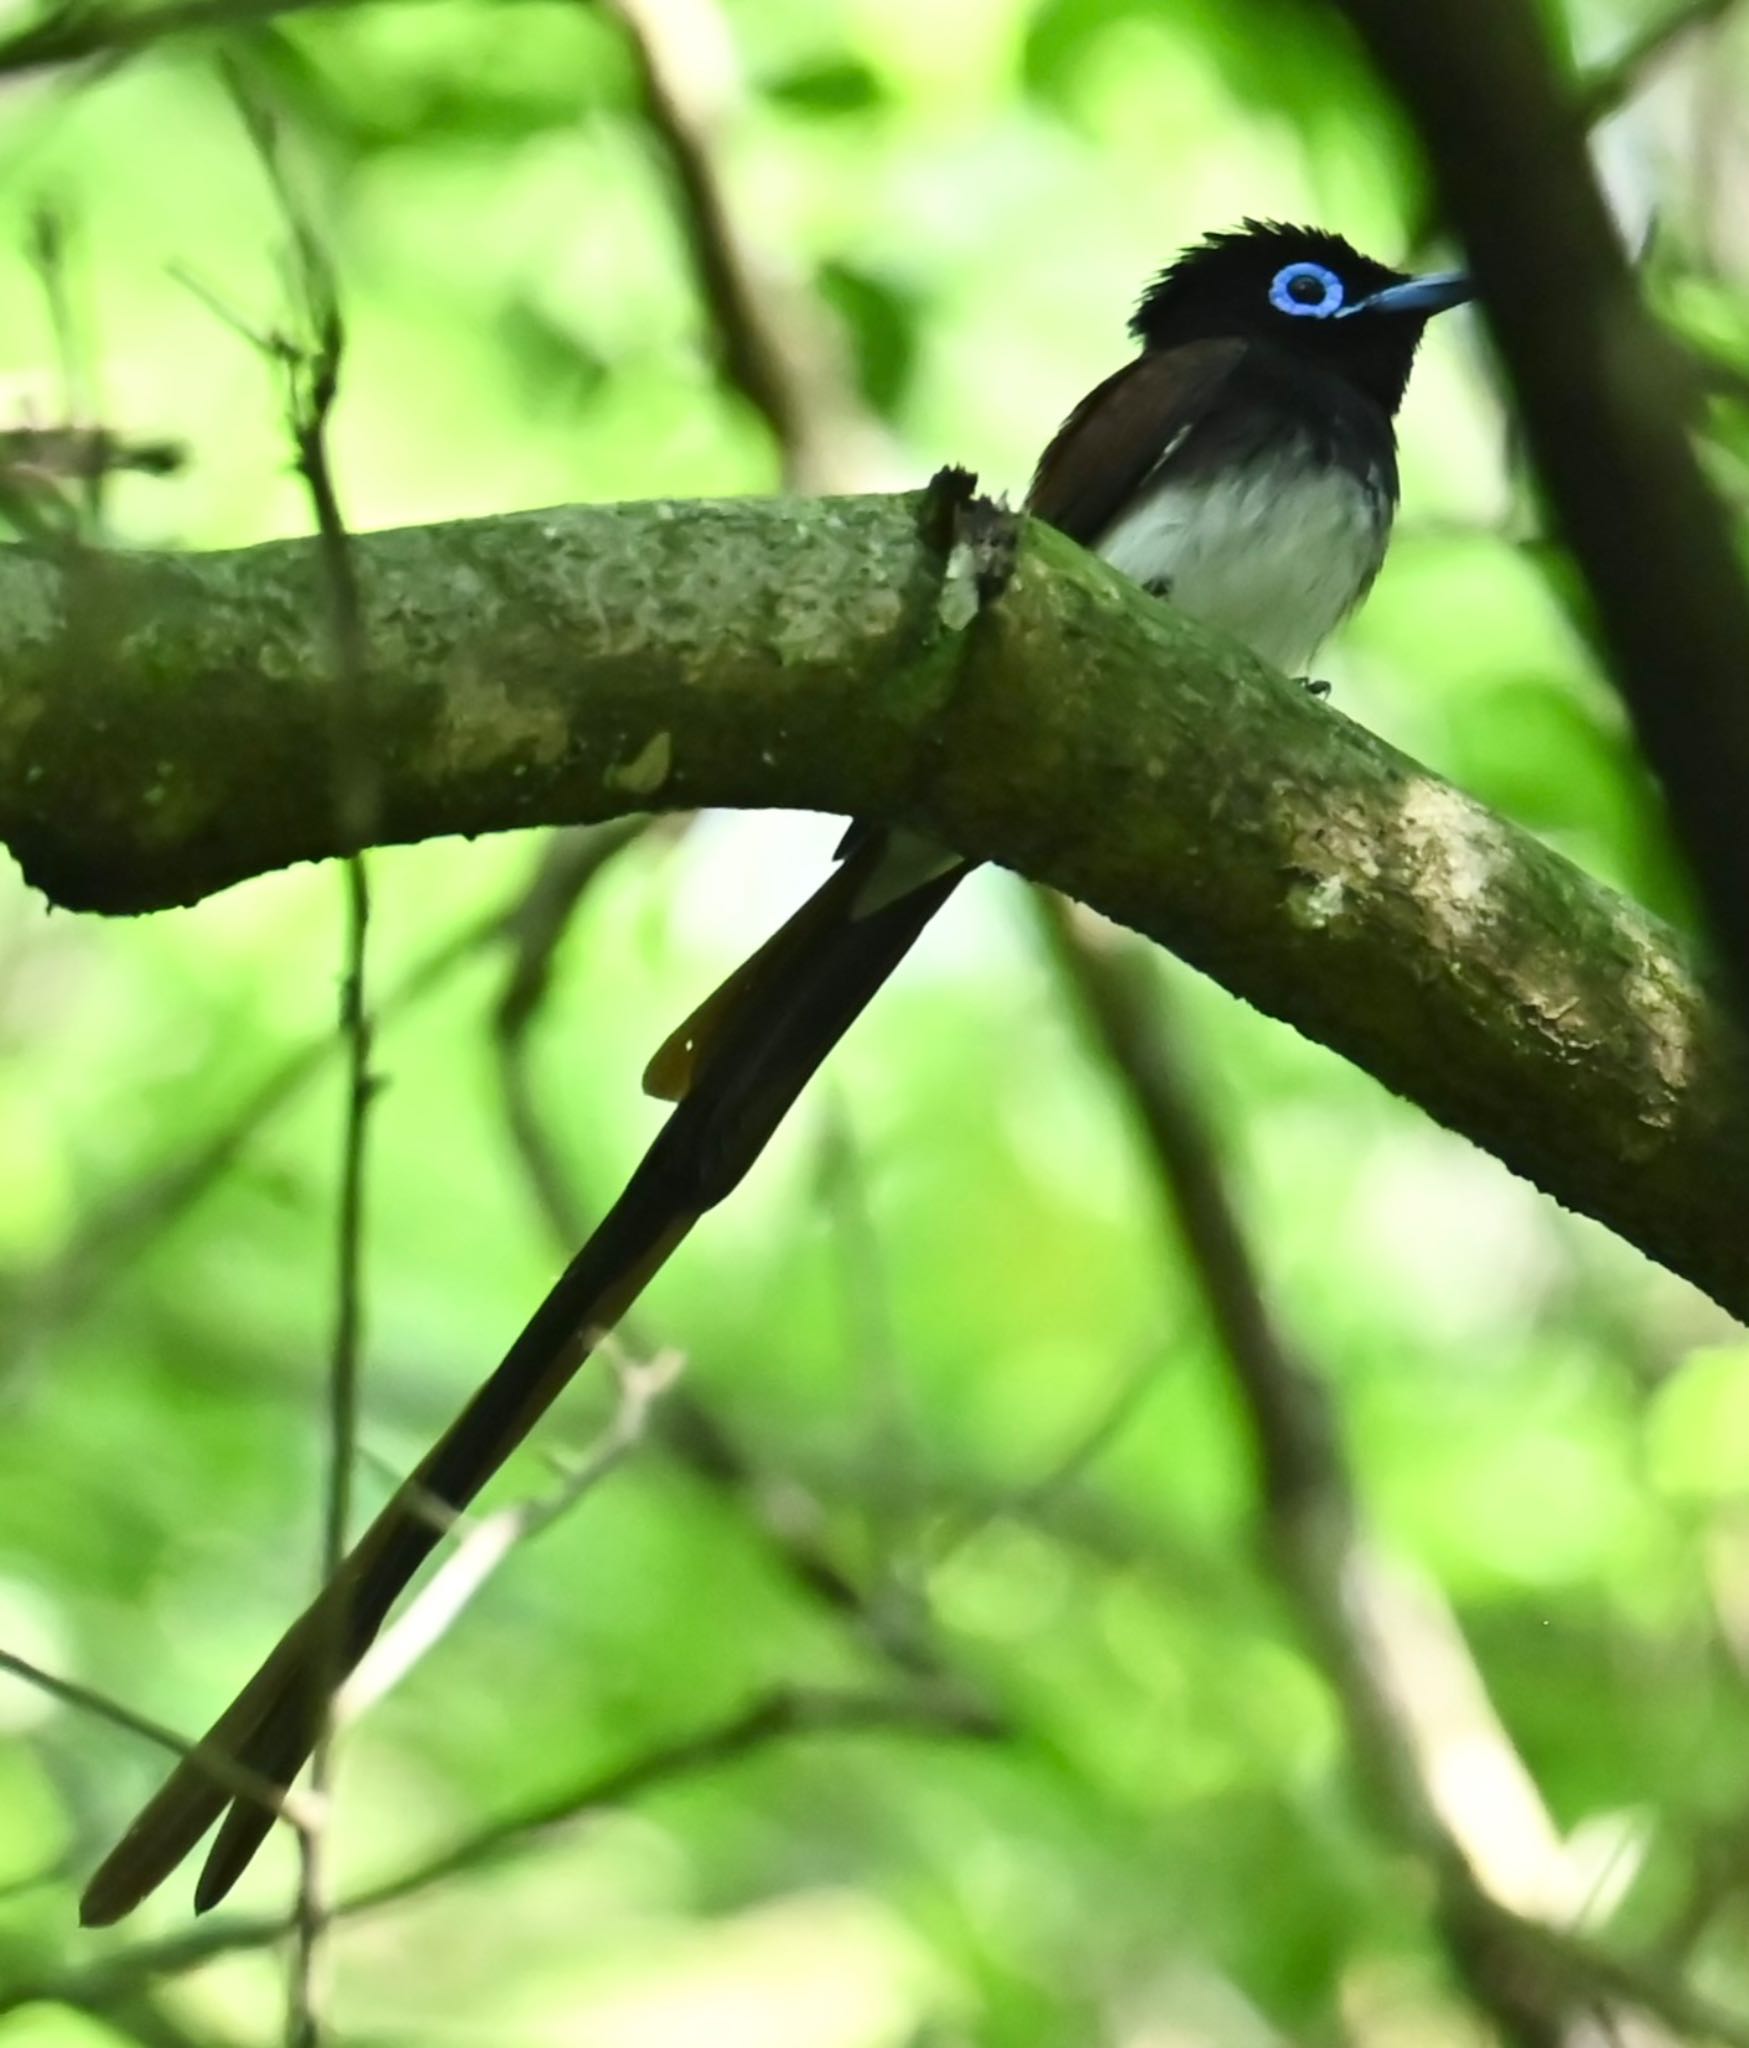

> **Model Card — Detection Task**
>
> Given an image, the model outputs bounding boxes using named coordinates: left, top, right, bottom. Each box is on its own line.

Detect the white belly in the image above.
left=1096, top=456, right=1388, bottom=675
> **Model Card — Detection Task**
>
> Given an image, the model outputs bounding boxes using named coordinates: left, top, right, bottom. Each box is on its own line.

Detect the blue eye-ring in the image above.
left=1269, top=261, right=1344, bottom=318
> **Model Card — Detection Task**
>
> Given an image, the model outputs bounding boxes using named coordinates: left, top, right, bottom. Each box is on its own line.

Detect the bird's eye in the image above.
left=1268, top=261, right=1344, bottom=319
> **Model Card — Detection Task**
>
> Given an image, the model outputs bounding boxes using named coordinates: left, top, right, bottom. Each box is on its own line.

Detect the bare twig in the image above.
left=337, top=1346, right=684, bottom=1722
left=25, top=204, right=101, bottom=536
left=0, top=426, right=183, bottom=544
left=6, top=825, right=648, bottom=1359
left=14, top=1686, right=993, bottom=2020
left=596, top=0, right=894, bottom=491
left=340, top=1678, right=998, bottom=1912
left=217, top=75, right=376, bottom=2046
left=0, top=1646, right=319, bottom=1834
left=1453, top=1890, right=1749, bottom=2048
left=283, top=248, right=363, bottom=2048
left=931, top=1334, right=1175, bottom=1568
left=1579, top=0, right=1747, bottom=126
left=485, top=840, right=955, bottom=1683
left=29, top=206, right=92, bottom=422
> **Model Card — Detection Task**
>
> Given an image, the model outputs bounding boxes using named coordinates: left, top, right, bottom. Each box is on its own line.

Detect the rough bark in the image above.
left=3, top=490, right=1745, bottom=1316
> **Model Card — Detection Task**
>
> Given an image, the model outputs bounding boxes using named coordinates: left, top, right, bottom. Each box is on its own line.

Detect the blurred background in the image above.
left=2, top=0, right=1749, bottom=2041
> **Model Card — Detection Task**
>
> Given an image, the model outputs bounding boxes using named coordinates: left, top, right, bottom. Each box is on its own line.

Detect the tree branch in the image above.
left=1331, top=0, right=1749, bottom=1015
left=3, top=492, right=1747, bottom=1320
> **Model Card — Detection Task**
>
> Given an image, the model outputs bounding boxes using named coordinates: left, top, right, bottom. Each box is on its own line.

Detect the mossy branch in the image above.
left=5, top=489, right=1745, bottom=1315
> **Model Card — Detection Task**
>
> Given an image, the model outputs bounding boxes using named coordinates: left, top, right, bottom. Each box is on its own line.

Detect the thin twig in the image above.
left=336, top=1679, right=997, bottom=1914
left=486, top=844, right=953, bottom=1683
left=0, top=208, right=181, bottom=544
left=337, top=1347, right=685, bottom=1723
left=219, top=72, right=376, bottom=2046
left=0, top=426, right=182, bottom=481
left=596, top=0, right=894, bottom=491
left=14, top=1686, right=994, bottom=2019
left=7, top=826, right=647, bottom=1356
left=0, top=1647, right=319, bottom=1833
left=928, top=1333, right=1176, bottom=1567
left=1579, top=0, right=1747, bottom=126
left=29, top=205, right=90, bottom=416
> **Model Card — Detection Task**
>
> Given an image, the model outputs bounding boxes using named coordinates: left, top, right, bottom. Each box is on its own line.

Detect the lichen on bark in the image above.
left=0, top=490, right=1743, bottom=1319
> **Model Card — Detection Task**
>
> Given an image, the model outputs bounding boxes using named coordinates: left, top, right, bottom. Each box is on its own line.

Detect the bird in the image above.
left=80, top=220, right=1471, bottom=1925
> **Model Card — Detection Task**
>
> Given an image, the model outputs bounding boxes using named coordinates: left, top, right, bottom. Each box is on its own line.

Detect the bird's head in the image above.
left=1129, top=220, right=1471, bottom=414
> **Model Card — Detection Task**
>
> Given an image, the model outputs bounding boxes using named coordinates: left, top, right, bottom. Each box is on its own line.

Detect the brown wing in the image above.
left=643, top=871, right=849, bottom=1102
left=644, top=829, right=958, bottom=1103
left=1026, top=338, right=1245, bottom=548
left=640, top=346, right=1244, bottom=1105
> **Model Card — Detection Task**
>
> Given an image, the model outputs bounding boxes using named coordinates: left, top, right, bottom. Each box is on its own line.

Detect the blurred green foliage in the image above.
left=2, top=0, right=1749, bottom=2042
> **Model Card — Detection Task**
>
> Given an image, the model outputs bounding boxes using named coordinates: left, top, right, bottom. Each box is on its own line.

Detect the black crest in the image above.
left=1129, top=220, right=1429, bottom=416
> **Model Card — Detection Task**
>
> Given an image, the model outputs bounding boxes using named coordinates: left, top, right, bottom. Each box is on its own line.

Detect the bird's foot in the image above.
left=1299, top=676, right=1332, bottom=700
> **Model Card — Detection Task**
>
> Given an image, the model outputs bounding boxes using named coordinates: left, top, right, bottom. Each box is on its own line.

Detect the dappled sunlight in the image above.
left=1390, top=776, right=1511, bottom=947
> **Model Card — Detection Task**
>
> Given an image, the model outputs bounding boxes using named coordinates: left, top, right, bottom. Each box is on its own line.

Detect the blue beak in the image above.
left=1340, top=270, right=1472, bottom=319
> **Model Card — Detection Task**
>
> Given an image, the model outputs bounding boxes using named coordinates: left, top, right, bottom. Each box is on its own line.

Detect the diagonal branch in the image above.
left=3, top=493, right=1746, bottom=1320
